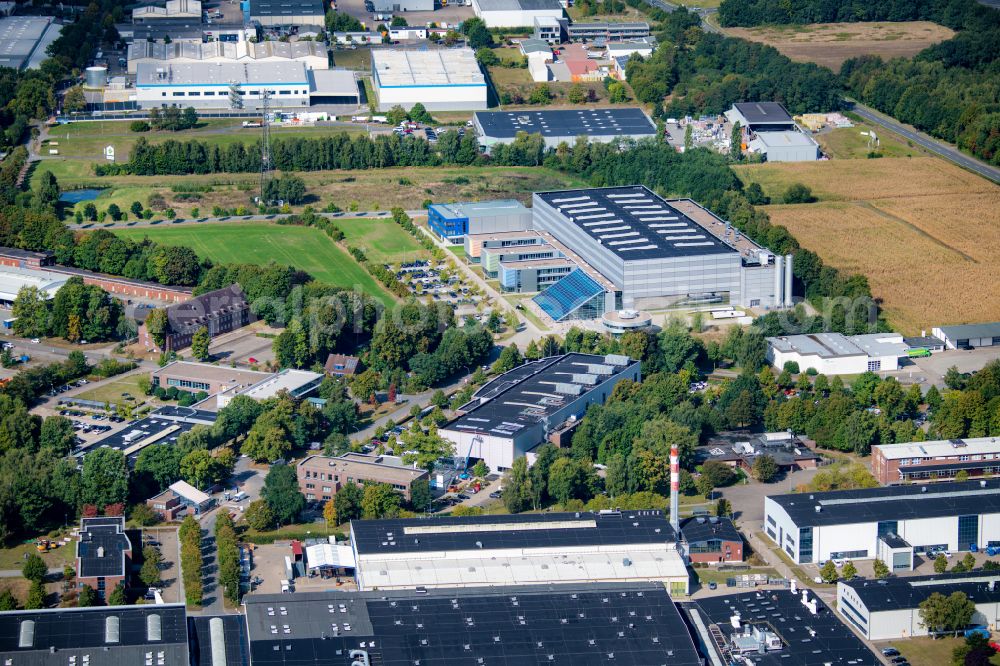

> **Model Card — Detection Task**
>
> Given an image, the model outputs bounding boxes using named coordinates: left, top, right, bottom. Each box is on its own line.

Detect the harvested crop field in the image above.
left=724, top=21, right=954, bottom=71
left=737, top=158, right=1000, bottom=334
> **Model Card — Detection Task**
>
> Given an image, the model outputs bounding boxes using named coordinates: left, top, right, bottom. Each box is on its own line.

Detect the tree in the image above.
left=362, top=483, right=401, bottom=519
left=934, top=553, right=949, bottom=574
left=140, top=545, right=162, bottom=586
left=76, top=584, right=96, bottom=608
left=716, top=498, right=731, bottom=517
left=64, top=86, right=87, bottom=113
left=782, top=183, right=815, bottom=204
left=873, top=558, right=890, bottom=578
left=475, top=47, right=499, bottom=66
left=322, top=498, right=337, bottom=528
left=25, top=581, right=46, bottom=609
left=503, top=457, right=533, bottom=513
left=919, top=591, right=975, bottom=634
left=82, top=448, right=128, bottom=509
left=842, top=560, right=857, bottom=579
left=0, top=588, right=17, bottom=610
left=261, top=464, right=305, bottom=526
left=190, top=326, right=210, bottom=361
left=472, top=460, right=489, bottom=479
left=730, top=121, right=742, bottom=160
left=409, top=478, right=431, bottom=511
left=684, top=123, right=693, bottom=152
left=107, top=582, right=126, bottom=606
left=547, top=457, right=594, bottom=505
left=751, top=455, right=779, bottom=482
left=245, top=499, right=275, bottom=531
left=180, top=449, right=225, bottom=490
left=462, top=16, right=492, bottom=49
left=963, top=552, right=976, bottom=571
left=145, top=308, right=168, bottom=349
left=492, top=344, right=522, bottom=374
left=330, top=483, right=363, bottom=524
left=39, top=416, right=75, bottom=455
left=568, top=84, right=586, bottom=104
left=819, top=560, right=838, bottom=583
left=22, top=553, right=47, bottom=583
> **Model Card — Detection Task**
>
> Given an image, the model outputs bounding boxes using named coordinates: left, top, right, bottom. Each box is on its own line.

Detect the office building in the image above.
left=370, top=48, right=487, bottom=112
left=132, top=0, right=202, bottom=22
left=127, top=39, right=329, bottom=74
left=472, top=0, right=563, bottom=28
left=137, top=283, right=252, bottom=353
left=297, top=453, right=429, bottom=503
left=763, top=478, right=1000, bottom=565
left=680, top=516, right=744, bottom=564
left=530, top=187, right=790, bottom=319
left=567, top=20, right=650, bottom=41
left=427, top=199, right=531, bottom=241
left=933, top=322, right=1000, bottom=349
left=151, top=361, right=271, bottom=397
left=473, top=108, right=657, bottom=150
left=701, top=431, right=821, bottom=474
left=0, top=265, right=67, bottom=305
left=466, top=229, right=546, bottom=265
left=348, top=510, right=689, bottom=594
left=838, top=572, right=1000, bottom=640
left=872, top=437, right=1000, bottom=485
left=533, top=15, right=562, bottom=42
left=146, top=480, right=214, bottom=520
left=604, top=38, right=655, bottom=59
left=248, top=0, right=324, bottom=26
left=0, top=605, right=189, bottom=666
left=0, top=16, right=61, bottom=70
left=684, top=588, right=880, bottom=665
left=747, top=130, right=821, bottom=162
left=766, top=332, right=908, bottom=375
left=76, top=517, right=133, bottom=601
left=438, top=353, right=639, bottom=471
left=220, top=368, right=323, bottom=405
left=243, top=583, right=701, bottom=664
left=86, top=406, right=218, bottom=462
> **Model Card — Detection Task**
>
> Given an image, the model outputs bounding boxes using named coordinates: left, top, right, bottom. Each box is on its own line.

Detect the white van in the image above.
left=232, top=491, right=248, bottom=502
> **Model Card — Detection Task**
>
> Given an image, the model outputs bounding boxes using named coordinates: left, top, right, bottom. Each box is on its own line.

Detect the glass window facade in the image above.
left=958, top=514, right=979, bottom=549
left=427, top=206, right=468, bottom=240
left=877, top=521, right=898, bottom=537
left=533, top=269, right=606, bottom=321
left=798, top=527, right=813, bottom=563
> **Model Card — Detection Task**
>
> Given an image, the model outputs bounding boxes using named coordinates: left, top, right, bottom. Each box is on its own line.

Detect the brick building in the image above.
left=872, top=437, right=1000, bottom=485
left=323, top=353, right=361, bottom=377
left=145, top=487, right=185, bottom=521
left=0, top=246, right=52, bottom=269
left=680, top=516, right=744, bottom=564
left=138, top=283, right=252, bottom=352
left=150, top=361, right=271, bottom=396
left=297, top=453, right=429, bottom=503
left=75, top=517, right=133, bottom=601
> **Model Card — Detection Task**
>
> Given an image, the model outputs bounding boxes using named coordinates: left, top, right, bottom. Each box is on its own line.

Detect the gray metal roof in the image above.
left=767, top=332, right=906, bottom=359
left=843, top=571, right=1000, bottom=613
left=475, top=0, right=562, bottom=10
left=731, top=101, right=792, bottom=125
left=475, top=108, right=656, bottom=140
left=936, top=321, right=1000, bottom=340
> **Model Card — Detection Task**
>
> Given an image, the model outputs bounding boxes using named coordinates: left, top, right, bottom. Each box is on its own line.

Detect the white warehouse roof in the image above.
left=136, top=61, right=309, bottom=87
left=371, top=48, right=484, bottom=88
left=0, top=266, right=68, bottom=302
left=874, top=437, right=1000, bottom=461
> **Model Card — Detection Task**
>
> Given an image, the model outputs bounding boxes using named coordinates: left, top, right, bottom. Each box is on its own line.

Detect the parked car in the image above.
left=881, top=648, right=900, bottom=657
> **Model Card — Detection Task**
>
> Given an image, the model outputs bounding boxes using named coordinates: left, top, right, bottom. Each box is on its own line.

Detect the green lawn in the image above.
left=114, top=223, right=396, bottom=306
left=447, top=245, right=466, bottom=259
left=75, top=373, right=148, bottom=406
left=893, top=636, right=1000, bottom=666
left=695, top=567, right=777, bottom=586
left=337, top=217, right=429, bottom=264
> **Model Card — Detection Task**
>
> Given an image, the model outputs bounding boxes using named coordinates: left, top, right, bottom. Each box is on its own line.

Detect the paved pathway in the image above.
left=848, top=101, right=1000, bottom=184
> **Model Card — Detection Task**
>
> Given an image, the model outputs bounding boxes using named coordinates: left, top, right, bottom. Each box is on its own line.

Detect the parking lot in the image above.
left=337, top=0, right=473, bottom=30
left=907, top=345, right=1000, bottom=387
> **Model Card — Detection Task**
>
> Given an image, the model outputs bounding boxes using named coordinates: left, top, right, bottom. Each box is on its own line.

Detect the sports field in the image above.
left=336, top=218, right=429, bottom=264
left=735, top=157, right=1000, bottom=333
left=114, top=222, right=396, bottom=306
left=723, top=21, right=954, bottom=71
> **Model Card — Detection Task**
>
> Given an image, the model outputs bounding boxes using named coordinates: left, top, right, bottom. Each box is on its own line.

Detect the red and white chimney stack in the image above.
left=670, top=443, right=680, bottom=533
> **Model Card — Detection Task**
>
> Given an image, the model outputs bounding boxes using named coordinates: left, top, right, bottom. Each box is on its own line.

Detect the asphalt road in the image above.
left=848, top=101, right=1000, bottom=185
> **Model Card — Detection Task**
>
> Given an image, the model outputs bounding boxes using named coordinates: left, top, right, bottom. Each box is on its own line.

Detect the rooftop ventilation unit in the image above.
left=586, top=364, right=613, bottom=375
left=554, top=382, right=583, bottom=396
left=18, top=620, right=34, bottom=648
left=604, top=354, right=629, bottom=366
left=105, top=616, right=120, bottom=644
left=572, top=373, right=598, bottom=385
left=147, top=614, right=162, bottom=642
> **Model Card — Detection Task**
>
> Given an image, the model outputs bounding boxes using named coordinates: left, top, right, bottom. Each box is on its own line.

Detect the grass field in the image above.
left=76, top=373, right=148, bottom=406
left=723, top=21, right=954, bottom=71
left=114, top=223, right=396, bottom=306
left=735, top=157, right=1000, bottom=333
left=487, top=47, right=621, bottom=105
left=337, top=217, right=429, bottom=264
left=816, top=122, right=932, bottom=159
left=890, top=636, right=1000, bottom=666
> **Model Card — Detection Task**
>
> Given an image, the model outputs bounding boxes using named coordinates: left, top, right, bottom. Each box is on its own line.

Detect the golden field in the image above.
left=735, top=158, right=1000, bottom=334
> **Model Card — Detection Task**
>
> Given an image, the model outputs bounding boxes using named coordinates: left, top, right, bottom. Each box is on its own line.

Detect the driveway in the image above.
left=909, top=346, right=1000, bottom=388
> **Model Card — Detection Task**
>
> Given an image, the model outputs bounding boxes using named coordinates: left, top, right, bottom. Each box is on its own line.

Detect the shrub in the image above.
left=130, top=120, right=151, bottom=132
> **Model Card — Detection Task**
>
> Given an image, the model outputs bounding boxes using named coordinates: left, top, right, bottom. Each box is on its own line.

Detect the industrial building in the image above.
left=132, top=0, right=202, bottom=22
left=134, top=62, right=359, bottom=110
left=0, top=16, right=62, bottom=70
left=348, top=510, right=690, bottom=594
left=933, top=322, right=1000, bottom=349
left=219, top=368, right=323, bottom=405
left=530, top=187, right=792, bottom=319
left=684, top=588, right=880, bottom=665
left=872, top=437, right=1000, bottom=485
left=437, top=353, right=639, bottom=471
left=0, top=604, right=189, bottom=666
left=126, top=39, right=329, bottom=74
left=76, top=517, right=133, bottom=601
left=370, top=48, right=487, bottom=111
left=725, top=102, right=796, bottom=132
left=747, top=130, right=821, bottom=162
left=248, top=0, right=324, bottom=26
left=680, top=516, right=744, bottom=564
left=763, top=478, right=1000, bottom=565
left=145, top=479, right=214, bottom=520
left=766, top=332, right=908, bottom=375
left=297, top=452, right=429, bottom=503
left=838, top=571, right=1000, bottom=640
left=0, top=246, right=53, bottom=270
left=473, top=108, right=657, bottom=149
left=427, top=199, right=531, bottom=241
left=0, top=265, right=67, bottom=305
left=700, top=431, right=821, bottom=475
left=137, top=283, right=252, bottom=352
left=84, top=406, right=217, bottom=463
left=472, top=0, right=563, bottom=28
left=243, top=583, right=701, bottom=664
left=371, top=0, right=433, bottom=11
